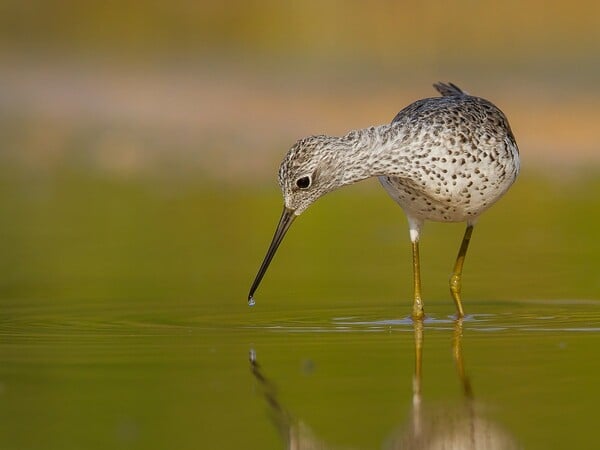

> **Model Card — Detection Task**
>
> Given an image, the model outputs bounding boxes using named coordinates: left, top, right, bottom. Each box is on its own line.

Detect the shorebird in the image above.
left=248, top=82, right=519, bottom=319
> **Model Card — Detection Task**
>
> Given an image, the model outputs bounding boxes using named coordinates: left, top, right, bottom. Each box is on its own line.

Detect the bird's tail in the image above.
left=433, top=82, right=467, bottom=97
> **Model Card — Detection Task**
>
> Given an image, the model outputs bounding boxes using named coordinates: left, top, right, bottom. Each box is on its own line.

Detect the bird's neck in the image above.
left=335, top=124, right=408, bottom=185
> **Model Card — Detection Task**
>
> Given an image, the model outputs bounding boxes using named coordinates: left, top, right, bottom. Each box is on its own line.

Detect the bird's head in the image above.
left=278, top=135, right=342, bottom=215
left=248, top=135, right=343, bottom=304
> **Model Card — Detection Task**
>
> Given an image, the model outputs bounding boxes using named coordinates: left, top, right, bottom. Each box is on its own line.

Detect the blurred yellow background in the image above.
left=1, top=0, right=599, bottom=183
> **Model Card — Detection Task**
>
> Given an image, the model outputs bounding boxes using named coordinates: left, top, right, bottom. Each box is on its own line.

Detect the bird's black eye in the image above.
left=296, top=176, right=311, bottom=189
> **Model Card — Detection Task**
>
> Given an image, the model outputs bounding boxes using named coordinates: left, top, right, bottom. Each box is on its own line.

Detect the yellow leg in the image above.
left=449, top=225, right=474, bottom=318
left=412, top=241, right=425, bottom=320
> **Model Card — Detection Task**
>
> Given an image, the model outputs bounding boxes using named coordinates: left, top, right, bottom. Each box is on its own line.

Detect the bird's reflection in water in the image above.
left=249, top=348, right=334, bottom=450
left=390, top=320, right=520, bottom=449
left=249, top=320, right=520, bottom=450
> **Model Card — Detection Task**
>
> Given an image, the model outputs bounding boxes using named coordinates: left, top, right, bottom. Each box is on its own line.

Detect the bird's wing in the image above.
left=433, top=82, right=467, bottom=97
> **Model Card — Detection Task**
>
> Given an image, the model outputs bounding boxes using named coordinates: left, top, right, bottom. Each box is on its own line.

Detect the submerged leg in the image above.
left=408, top=218, right=424, bottom=320
left=449, top=224, right=474, bottom=318
left=412, top=318, right=424, bottom=436
left=452, top=319, right=473, bottom=398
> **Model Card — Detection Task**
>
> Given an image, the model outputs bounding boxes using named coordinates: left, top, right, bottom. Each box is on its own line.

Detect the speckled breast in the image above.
left=379, top=136, right=519, bottom=223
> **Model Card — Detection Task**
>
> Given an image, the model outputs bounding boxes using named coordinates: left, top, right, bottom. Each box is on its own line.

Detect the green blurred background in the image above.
left=0, top=0, right=598, bottom=304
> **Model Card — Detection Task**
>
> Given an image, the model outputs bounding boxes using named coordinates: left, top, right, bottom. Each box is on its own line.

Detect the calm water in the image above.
left=0, top=171, right=599, bottom=449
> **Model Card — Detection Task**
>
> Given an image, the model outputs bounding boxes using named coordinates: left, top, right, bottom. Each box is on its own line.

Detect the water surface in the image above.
left=0, top=172, right=599, bottom=449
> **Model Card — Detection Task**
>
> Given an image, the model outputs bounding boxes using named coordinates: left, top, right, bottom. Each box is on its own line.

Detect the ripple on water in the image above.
left=241, top=300, right=600, bottom=334
left=2, top=299, right=599, bottom=337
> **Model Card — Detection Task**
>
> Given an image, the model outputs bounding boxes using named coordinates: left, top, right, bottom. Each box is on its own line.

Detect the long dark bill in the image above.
left=248, top=207, right=296, bottom=305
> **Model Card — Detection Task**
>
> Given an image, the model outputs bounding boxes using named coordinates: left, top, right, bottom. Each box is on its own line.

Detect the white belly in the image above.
left=379, top=170, right=514, bottom=223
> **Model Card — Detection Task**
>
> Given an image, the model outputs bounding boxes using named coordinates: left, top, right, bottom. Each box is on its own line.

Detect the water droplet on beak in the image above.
left=248, top=296, right=256, bottom=307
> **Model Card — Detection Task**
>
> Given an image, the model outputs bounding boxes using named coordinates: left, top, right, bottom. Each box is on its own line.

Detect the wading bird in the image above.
left=248, top=83, right=519, bottom=319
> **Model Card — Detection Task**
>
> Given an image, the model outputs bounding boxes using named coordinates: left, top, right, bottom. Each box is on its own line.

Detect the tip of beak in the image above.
left=248, top=295, right=256, bottom=307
